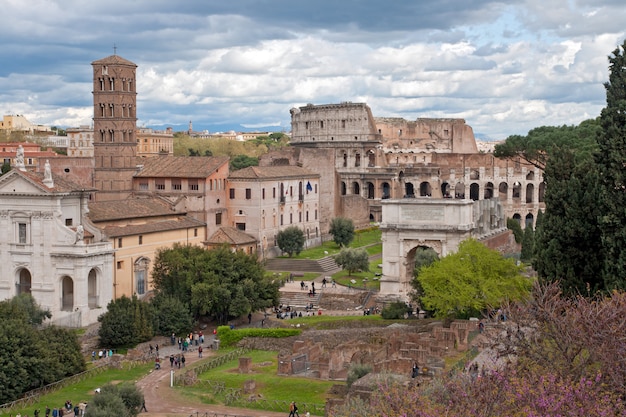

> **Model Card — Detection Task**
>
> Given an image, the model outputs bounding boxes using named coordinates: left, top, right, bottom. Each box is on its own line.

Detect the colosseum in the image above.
left=260, top=102, right=543, bottom=235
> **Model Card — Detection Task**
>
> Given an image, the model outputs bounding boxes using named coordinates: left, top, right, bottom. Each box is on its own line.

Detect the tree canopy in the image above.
left=493, top=119, right=600, bottom=170
left=276, top=226, right=305, bottom=257
left=415, top=239, right=531, bottom=318
left=596, top=40, right=626, bottom=290
left=98, top=295, right=154, bottom=348
left=152, top=244, right=279, bottom=324
left=0, top=295, right=85, bottom=404
left=329, top=217, right=355, bottom=247
left=333, top=247, right=369, bottom=276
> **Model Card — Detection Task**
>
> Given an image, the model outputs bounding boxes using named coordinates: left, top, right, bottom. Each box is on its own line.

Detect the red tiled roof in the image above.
left=91, top=55, right=137, bottom=67
left=101, top=216, right=205, bottom=238
left=206, top=226, right=257, bottom=245
left=229, top=165, right=318, bottom=180
left=0, top=168, right=93, bottom=193
left=134, top=156, right=229, bottom=178
left=88, top=198, right=176, bottom=222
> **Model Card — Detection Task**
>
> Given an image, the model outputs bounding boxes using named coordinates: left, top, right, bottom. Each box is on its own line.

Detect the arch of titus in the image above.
left=379, top=197, right=508, bottom=300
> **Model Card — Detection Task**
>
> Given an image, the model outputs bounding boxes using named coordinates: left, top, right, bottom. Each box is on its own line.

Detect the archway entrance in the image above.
left=18, top=268, right=32, bottom=294
left=62, top=276, right=74, bottom=311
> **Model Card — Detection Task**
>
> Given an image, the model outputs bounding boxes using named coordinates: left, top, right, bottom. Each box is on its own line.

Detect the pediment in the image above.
left=0, top=171, right=51, bottom=195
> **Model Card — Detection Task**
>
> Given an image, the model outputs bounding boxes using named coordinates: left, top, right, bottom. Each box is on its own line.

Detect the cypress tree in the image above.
left=596, top=40, right=626, bottom=290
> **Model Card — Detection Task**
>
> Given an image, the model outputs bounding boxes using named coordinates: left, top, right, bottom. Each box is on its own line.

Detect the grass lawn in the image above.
left=185, top=350, right=337, bottom=414
left=285, top=314, right=384, bottom=329
left=13, top=363, right=153, bottom=416
left=332, top=259, right=383, bottom=291
left=285, top=228, right=382, bottom=260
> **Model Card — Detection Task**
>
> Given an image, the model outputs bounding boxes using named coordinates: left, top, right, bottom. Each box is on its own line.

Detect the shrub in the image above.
left=217, top=326, right=302, bottom=347
left=346, top=364, right=372, bottom=387
left=381, top=302, right=411, bottom=319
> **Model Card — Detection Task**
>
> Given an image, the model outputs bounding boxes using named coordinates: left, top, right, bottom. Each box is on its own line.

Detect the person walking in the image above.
left=140, top=400, right=147, bottom=412
left=288, top=401, right=299, bottom=417
left=198, top=345, right=203, bottom=358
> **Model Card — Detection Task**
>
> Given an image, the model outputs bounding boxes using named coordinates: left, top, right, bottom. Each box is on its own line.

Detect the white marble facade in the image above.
left=0, top=167, right=113, bottom=327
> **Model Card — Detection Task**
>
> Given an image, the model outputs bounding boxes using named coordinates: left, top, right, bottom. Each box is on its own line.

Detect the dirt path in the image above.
left=135, top=344, right=290, bottom=417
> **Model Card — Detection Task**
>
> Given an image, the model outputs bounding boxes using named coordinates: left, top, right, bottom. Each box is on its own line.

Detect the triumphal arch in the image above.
left=379, top=197, right=508, bottom=301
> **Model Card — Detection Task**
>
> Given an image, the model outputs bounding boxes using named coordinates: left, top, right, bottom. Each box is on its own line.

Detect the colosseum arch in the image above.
left=484, top=182, right=494, bottom=199
left=367, top=182, right=375, bottom=199
left=441, top=182, right=451, bottom=198
left=381, top=182, right=391, bottom=199
left=419, top=181, right=432, bottom=197
left=499, top=182, right=508, bottom=200
left=526, top=184, right=534, bottom=203
left=470, top=183, right=480, bottom=201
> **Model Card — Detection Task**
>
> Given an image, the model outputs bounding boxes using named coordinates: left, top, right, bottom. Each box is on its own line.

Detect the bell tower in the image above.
left=91, top=54, right=138, bottom=201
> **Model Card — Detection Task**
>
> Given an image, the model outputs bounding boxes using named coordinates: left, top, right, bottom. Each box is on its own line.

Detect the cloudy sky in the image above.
left=1, top=0, right=625, bottom=140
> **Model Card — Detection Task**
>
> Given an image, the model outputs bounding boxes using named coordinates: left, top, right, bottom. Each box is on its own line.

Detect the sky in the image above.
left=1, top=0, right=625, bottom=140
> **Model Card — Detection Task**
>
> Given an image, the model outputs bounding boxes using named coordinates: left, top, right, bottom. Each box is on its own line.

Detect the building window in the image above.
left=18, top=223, right=27, bottom=244
left=138, top=235, right=143, bottom=245
left=117, top=261, right=123, bottom=269
left=118, top=238, right=123, bottom=248
left=280, top=214, right=284, bottom=225
left=236, top=223, right=246, bottom=231
left=194, top=228, right=198, bottom=237
left=216, top=212, right=222, bottom=225
left=172, top=179, right=182, bottom=190
left=290, top=213, right=293, bottom=224
left=306, top=211, right=309, bottom=221
left=65, top=218, right=73, bottom=226
left=189, top=179, right=199, bottom=191
left=273, top=187, right=276, bottom=198
left=155, top=179, right=165, bottom=190
left=245, top=188, right=251, bottom=199
left=315, top=209, right=318, bottom=220
left=262, top=188, right=265, bottom=199
left=229, top=188, right=235, bottom=199
left=299, top=212, right=302, bottom=222
left=134, top=257, right=149, bottom=296
left=139, top=181, right=148, bottom=190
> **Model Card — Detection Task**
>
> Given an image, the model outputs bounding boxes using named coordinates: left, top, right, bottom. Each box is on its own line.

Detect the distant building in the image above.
left=0, top=142, right=59, bottom=170
left=136, top=127, right=174, bottom=157
left=88, top=198, right=205, bottom=298
left=66, top=126, right=95, bottom=157
left=0, top=115, right=51, bottom=134
left=227, top=165, right=321, bottom=259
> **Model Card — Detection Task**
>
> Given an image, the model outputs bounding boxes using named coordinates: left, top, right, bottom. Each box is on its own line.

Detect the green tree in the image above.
left=413, top=247, right=439, bottom=277
left=230, top=154, right=259, bottom=171
left=89, top=383, right=144, bottom=417
left=0, top=295, right=85, bottom=404
left=329, top=217, right=355, bottom=247
left=596, top=40, right=626, bottom=290
left=151, top=295, right=193, bottom=336
left=276, top=226, right=305, bottom=257
left=1, top=161, right=10, bottom=175
left=533, top=149, right=604, bottom=295
left=417, top=239, right=531, bottom=318
left=98, top=295, right=154, bottom=348
left=520, top=224, right=535, bottom=263
left=153, top=244, right=279, bottom=324
left=494, top=119, right=600, bottom=170
left=506, top=217, right=523, bottom=244
left=333, top=247, right=369, bottom=276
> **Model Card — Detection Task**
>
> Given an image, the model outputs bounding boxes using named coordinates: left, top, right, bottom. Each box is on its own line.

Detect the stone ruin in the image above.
left=274, top=320, right=477, bottom=380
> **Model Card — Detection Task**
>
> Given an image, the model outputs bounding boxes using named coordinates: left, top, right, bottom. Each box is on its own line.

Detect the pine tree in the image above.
left=596, top=40, right=626, bottom=290
left=533, top=148, right=604, bottom=295
left=520, top=224, right=535, bottom=263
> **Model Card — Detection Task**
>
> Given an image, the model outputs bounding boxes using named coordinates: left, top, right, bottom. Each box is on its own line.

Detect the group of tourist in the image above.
left=16, top=401, right=86, bottom=417
left=91, top=349, right=113, bottom=360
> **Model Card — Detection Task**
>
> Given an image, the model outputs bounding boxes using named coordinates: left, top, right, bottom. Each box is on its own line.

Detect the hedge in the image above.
left=217, top=326, right=302, bottom=347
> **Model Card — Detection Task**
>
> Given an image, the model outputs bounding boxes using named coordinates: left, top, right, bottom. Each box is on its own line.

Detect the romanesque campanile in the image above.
left=91, top=54, right=138, bottom=201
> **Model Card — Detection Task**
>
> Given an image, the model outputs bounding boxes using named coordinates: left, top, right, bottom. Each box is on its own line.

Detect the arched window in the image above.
left=134, top=257, right=150, bottom=296
left=484, top=182, right=494, bottom=199
left=441, top=182, right=451, bottom=198
left=499, top=182, right=508, bottom=200
left=62, top=276, right=74, bottom=311
left=455, top=183, right=465, bottom=199
left=88, top=269, right=98, bottom=308
left=419, top=182, right=432, bottom=197
left=341, top=181, right=347, bottom=196
left=18, top=269, right=32, bottom=294
left=404, top=182, right=415, bottom=198
left=525, top=213, right=534, bottom=229
left=526, top=184, right=534, bottom=203
left=367, top=182, right=375, bottom=199
left=352, top=182, right=361, bottom=195
left=381, top=182, right=390, bottom=199
left=470, top=183, right=480, bottom=201
left=512, top=182, right=521, bottom=200
left=355, top=153, right=361, bottom=167
left=538, top=182, right=546, bottom=202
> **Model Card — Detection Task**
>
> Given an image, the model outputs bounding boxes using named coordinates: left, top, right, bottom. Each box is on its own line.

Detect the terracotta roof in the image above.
left=102, top=216, right=205, bottom=238
left=206, top=226, right=257, bottom=245
left=134, top=156, right=229, bottom=178
left=91, top=55, right=137, bottom=67
left=0, top=168, right=93, bottom=193
left=88, top=198, right=176, bottom=222
left=229, top=165, right=318, bottom=180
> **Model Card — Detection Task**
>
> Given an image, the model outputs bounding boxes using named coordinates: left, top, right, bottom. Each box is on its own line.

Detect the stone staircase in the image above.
left=280, top=290, right=322, bottom=309
left=265, top=256, right=339, bottom=273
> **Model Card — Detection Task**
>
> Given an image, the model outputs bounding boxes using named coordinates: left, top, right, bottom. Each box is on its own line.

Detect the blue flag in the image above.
left=306, top=181, right=313, bottom=192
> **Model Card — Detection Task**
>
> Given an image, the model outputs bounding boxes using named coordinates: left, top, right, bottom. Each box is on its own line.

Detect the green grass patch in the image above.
left=188, top=350, right=337, bottom=412
left=283, top=314, right=384, bottom=329
left=266, top=271, right=319, bottom=281
left=332, top=259, right=383, bottom=290
left=217, top=326, right=302, bottom=347
left=13, top=363, right=153, bottom=416
left=284, top=228, right=381, bottom=260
